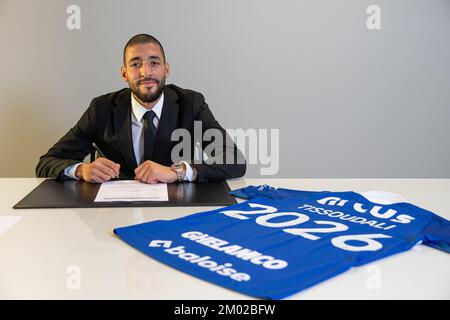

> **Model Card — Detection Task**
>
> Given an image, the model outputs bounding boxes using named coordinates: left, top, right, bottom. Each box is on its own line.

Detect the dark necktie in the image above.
left=143, top=110, right=157, bottom=161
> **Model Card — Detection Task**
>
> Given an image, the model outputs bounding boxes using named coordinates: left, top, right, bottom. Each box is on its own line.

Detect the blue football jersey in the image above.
left=229, top=185, right=450, bottom=254
left=114, top=185, right=449, bottom=299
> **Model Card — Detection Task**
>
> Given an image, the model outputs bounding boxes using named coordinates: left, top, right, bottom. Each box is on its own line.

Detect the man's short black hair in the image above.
left=123, top=34, right=166, bottom=65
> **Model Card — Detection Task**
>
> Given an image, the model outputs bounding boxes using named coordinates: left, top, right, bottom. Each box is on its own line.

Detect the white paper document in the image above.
left=94, top=180, right=168, bottom=202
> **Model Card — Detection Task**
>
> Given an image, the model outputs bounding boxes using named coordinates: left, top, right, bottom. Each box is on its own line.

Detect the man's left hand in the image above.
left=134, top=160, right=178, bottom=184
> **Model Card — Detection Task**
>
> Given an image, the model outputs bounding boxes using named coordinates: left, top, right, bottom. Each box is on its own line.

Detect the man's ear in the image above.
left=164, top=62, right=170, bottom=78
left=120, top=66, right=128, bottom=82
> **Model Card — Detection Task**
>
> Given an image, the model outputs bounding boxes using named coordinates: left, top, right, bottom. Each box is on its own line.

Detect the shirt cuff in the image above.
left=181, top=161, right=195, bottom=182
left=64, top=163, right=83, bottom=180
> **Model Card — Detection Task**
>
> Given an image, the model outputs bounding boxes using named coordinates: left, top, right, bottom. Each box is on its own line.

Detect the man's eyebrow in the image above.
left=128, top=56, right=141, bottom=64
left=128, top=56, right=161, bottom=64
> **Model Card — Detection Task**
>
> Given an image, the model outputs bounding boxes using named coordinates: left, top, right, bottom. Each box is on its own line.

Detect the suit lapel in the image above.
left=113, top=89, right=138, bottom=172
left=153, top=86, right=179, bottom=164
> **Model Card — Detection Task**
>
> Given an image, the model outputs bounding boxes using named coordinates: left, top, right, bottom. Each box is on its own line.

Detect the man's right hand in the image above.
left=75, top=158, right=120, bottom=183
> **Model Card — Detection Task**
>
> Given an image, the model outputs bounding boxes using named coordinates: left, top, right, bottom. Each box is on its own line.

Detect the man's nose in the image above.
left=140, top=61, right=152, bottom=77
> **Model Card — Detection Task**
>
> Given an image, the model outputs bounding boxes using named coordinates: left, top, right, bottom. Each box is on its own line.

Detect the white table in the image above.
left=1, top=178, right=449, bottom=299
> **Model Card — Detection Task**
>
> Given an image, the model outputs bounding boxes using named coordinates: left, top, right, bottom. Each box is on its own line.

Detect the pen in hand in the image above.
left=92, top=142, right=120, bottom=179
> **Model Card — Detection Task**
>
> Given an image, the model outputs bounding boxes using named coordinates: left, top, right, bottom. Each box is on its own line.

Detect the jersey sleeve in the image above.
left=421, top=213, right=450, bottom=253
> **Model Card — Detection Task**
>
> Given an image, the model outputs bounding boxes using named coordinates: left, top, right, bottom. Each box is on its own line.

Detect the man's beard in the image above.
left=131, top=76, right=165, bottom=103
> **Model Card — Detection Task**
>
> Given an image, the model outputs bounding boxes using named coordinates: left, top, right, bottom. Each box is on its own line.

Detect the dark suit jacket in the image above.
left=36, top=85, right=246, bottom=182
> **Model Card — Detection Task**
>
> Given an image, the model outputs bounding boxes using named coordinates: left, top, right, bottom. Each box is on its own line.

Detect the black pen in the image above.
left=92, top=142, right=120, bottom=179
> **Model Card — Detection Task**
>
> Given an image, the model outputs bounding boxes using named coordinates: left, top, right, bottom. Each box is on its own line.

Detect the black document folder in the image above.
left=13, top=179, right=237, bottom=209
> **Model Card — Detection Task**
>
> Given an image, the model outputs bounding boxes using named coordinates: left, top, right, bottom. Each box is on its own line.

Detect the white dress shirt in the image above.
left=64, top=92, right=194, bottom=181
left=131, top=92, right=164, bottom=165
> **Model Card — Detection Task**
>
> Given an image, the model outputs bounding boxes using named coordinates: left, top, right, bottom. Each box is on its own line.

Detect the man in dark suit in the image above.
left=36, top=34, right=246, bottom=184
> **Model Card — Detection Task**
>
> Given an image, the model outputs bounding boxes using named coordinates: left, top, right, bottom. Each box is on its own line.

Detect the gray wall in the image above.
left=0, top=0, right=449, bottom=178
